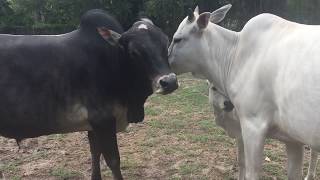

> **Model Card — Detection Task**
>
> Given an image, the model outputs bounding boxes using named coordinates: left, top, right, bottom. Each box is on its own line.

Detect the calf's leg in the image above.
left=88, top=131, right=102, bottom=180
left=236, top=138, right=245, bottom=180
left=285, top=142, right=303, bottom=180
left=0, top=170, right=3, bottom=179
left=305, top=149, right=318, bottom=180
left=90, top=117, right=123, bottom=180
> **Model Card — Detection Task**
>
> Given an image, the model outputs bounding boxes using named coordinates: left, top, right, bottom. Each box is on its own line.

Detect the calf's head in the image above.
left=168, top=4, right=232, bottom=77
left=208, top=82, right=234, bottom=115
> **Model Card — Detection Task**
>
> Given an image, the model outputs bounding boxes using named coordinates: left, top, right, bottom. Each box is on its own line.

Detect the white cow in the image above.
left=208, top=83, right=318, bottom=180
left=168, top=4, right=320, bottom=179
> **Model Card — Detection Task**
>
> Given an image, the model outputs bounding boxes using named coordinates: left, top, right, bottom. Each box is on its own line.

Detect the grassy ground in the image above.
left=0, top=74, right=319, bottom=179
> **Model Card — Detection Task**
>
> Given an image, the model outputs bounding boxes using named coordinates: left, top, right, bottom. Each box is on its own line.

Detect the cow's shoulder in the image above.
left=238, top=13, right=295, bottom=54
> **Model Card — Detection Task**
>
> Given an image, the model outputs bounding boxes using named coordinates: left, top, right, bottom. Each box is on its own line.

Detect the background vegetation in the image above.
left=0, top=0, right=319, bottom=35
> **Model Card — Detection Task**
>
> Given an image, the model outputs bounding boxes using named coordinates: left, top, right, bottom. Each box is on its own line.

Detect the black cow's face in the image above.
left=97, top=19, right=178, bottom=123
left=119, top=21, right=178, bottom=95
left=97, top=20, right=178, bottom=95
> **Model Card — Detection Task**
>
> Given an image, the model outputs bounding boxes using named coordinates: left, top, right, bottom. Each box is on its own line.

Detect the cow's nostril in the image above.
left=159, top=79, right=169, bottom=88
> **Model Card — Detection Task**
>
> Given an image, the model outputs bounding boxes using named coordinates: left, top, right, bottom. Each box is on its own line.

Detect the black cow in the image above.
left=0, top=9, right=178, bottom=180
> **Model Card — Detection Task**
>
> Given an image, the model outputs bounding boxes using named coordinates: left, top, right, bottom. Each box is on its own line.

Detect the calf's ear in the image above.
left=194, top=6, right=199, bottom=15
left=97, top=27, right=122, bottom=46
left=197, top=12, right=211, bottom=29
left=210, top=4, right=232, bottom=24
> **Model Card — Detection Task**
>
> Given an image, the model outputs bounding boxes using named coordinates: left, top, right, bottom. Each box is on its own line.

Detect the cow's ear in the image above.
left=210, top=4, right=232, bottom=24
left=97, top=27, right=121, bottom=46
left=197, top=12, right=211, bottom=29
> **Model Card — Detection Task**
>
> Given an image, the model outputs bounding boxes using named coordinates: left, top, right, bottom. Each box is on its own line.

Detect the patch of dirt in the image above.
left=0, top=132, right=91, bottom=179
left=0, top=121, right=235, bottom=179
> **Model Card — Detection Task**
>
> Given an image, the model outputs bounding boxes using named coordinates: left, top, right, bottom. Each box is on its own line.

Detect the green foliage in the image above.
left=0, top=0, right=12, bottom=16
left=0, top=0, right=320, bottom=35
left=287, top=0, right=320, bottom=24
left=144, top=0, right=188, bottom=36
left=102, top=0, right=136, bottom=29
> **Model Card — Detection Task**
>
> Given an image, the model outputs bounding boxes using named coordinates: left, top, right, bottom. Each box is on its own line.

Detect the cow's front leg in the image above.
left=305, top=149, right=318, bottom=180
left=236, top=138, right=245, bottom=180
left=240, top=118, right=267, bottom=180
left=90, top=117, right=123, bottom=180
left=88, top=131, right=103, bottom=180
left=286, top=142, right=303, bottom=180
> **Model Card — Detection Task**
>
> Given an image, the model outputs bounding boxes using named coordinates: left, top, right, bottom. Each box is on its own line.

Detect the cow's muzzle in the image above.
left=223, top=101, right=234, bottom=112
left=155, top=73, right=178, bottom=94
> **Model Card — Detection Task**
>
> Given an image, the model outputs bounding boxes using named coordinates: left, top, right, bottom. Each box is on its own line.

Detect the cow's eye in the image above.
left=211, top=87, right=217, bottom=91
left=173, top=38, right=182, bottom=44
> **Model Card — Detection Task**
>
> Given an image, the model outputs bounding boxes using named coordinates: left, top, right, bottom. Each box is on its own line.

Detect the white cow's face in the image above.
left=168, top=16, right=203, bottom=75
left=168, top=5, right=232, bottom=76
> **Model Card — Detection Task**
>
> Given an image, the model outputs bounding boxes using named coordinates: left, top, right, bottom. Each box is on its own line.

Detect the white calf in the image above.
left=208, top=83, right=318, bottom=180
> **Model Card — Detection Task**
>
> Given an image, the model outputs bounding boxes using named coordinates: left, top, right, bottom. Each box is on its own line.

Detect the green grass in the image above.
left=198, top=119, right=216, bottom=131
left=0, top=160, right=21, bottom=173
left=50, top=166, right=81, bottom=179
left=178, top=163, right=206, bottom=175
left=262, top=163, right=286, bottom=179
left=11, top=176, right=22, bottom=180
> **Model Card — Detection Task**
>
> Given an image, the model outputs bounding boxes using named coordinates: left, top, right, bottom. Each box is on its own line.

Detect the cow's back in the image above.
left=0, top=31, right=122, bottom=139
left=231, top=14, right=320, bottom=149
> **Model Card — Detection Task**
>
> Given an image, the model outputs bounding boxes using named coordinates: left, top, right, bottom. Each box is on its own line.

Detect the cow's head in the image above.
left=96, top=18, right=178, bottom=123
left=168, top=4, right=232, bottom=77
left=98, top=19, right=178, bottom=95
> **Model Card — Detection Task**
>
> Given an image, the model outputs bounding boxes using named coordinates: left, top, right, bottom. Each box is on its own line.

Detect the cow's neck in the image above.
left=203, top=23, right=239, bottom=98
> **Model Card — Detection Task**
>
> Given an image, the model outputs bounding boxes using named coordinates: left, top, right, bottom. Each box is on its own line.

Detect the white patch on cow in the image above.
left=66, top=103, right=88, bottom=122
left=58, top=103, right=92, bottom=133
left=112, top=103, right=129, bottom=132
left=141, top=18, right=154, bottom=25
left=57, top=102, right=128, bottom=133
left=208, top=83, right=318, bottom=179
left=138, top=24, right=148, bottom=30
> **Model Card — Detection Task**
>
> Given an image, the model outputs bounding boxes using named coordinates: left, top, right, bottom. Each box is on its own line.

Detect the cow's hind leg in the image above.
left=286, top=142, right=303, bottom=180
left=305, top=149, right=318, bottom=180
left=88, top=131, right=102, bottom=180
left=90, top=117, right=123, bottom=180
